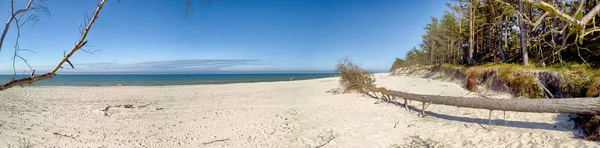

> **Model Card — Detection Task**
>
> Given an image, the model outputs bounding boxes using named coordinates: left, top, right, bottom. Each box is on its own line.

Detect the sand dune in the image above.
left=0, top=73, right=598, bottom=147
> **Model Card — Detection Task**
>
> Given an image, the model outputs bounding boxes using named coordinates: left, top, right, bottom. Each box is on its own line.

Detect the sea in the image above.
left=0, top=73, right=338, bottom=86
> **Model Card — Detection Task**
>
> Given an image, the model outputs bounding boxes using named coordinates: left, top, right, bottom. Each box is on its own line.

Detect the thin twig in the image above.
left=315, top=131, right=336, bottom=148
left=0, top=0, right=107, bottom=91
left=0, top=0, right=34, bottom=52
left=53, top=132, right=75, bottom=139
left=202, top=138, right=229, bottom=145
left=538, top=82, right=555, bottom=98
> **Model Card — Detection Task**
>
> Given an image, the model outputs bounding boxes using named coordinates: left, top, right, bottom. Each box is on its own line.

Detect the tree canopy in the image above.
left=402, top=0, right=600, bottom=68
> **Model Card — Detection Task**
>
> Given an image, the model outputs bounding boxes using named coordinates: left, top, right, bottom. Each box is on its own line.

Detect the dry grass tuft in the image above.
left=573, top=114, right=600, bottom=141
left=408, top=63, right=600, bottom=141
left=465, top=68, right=481, bottom=92
left=458, top=64, right=544, bottom=98
left=335, top=58, right=375, bottom=93
left=585, top=115, right=600, bottom=141
left=430, top=64, right=466, bottom=80
left=511, top=72, right=542, bottom=98
left=586, top=78, right=600, bottom=97
left=558, top=69, right=594, bottom=97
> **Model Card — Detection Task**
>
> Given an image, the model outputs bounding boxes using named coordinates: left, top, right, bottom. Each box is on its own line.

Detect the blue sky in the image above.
left=0, top=0, right=448, bottom=74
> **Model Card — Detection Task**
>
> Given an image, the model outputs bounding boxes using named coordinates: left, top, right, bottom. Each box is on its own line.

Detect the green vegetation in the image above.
left=382, top=0, right=600, bottom=141
left=421, top=63, right=600, bottom=99
left=387, top=0, right=600, bottom=141
left=391, top=63, right=600, bottom=141
left=389, top=58, right=405, bottom=72
left=391, top=0, right=600, bottom=69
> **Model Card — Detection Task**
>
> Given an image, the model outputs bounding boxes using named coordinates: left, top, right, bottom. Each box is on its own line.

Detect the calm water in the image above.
left=0, top=73, right=338, bottom=86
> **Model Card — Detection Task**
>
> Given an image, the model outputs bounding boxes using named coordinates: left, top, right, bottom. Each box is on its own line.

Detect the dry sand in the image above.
left=0, top=73, right=598, bottom=147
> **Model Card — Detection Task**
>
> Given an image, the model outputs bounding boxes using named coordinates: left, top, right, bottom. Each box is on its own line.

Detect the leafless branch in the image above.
left=11, top=11, right=34, bottom=80
left=519, top=0, right=600, bottom=30
left=0, top=0, right=35, bottom=52
left=0, top=0, right=108, bottom=91
left=31, top=0, right=51, bottom=17
left=583, top=27, right=600, bottom=37
left=185, top=0, right=213, bottom=17
left=18, top=48, right=36, bottom=54
left=80, top=48, right=101, bottom=55
left=201, top=138, right=229, bottom=145
left=8, top=0, right=49, bottom=82
left=531, top=12, right=550, bottom=31
left=575, top=43, right=591, bottom=68
left=17, top=14, right=39, bottom=27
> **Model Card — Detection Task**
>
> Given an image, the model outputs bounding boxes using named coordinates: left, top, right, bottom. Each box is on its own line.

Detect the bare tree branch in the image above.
left=185, top=0, right=213, bottom=17
left=0, top=0, right=35, bottom=52
left=11, top=11, right=34, bottom=80
left=8, top=0, right=49, bottom=83
left=583, top=26, right=600, bottom=37
left=519, top=0, right=600, bottom=30
left=531, top=12, right=549, bottom=31
left=0, top=0, right=107, bottom=91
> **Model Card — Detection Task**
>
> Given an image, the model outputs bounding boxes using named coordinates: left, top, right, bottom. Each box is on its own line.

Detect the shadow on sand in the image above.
left=362, top=91, right=575, bottom=132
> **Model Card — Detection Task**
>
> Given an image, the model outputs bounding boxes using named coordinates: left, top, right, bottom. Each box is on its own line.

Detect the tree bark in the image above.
left=498, top=21, right=506, bottom=62
left=468, top=2, right=475, bottom=65
left=552, top=0, right=559, bottom=44
left=449, top=39, right=453, bottom=63
left=0, top=0, right=107, bottom=91
left=510, top=0, right=600, bottom=30
left=519, top=0, right=530, bottom=65
left=458, top=0, right=463, bottom=37
left=372, top=87, right=600, bottom=114
left=560, top=0, right=567, bottom=51
left=431, top=42, right=436, bottom=64
left=504, top=17, right=509, bottom=57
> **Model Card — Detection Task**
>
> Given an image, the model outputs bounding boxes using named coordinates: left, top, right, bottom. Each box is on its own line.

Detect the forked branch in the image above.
left=518, top=0, right=600, bottom=30
left=0, top=0, right=107, bottom=91
left=0, top=0, right=35, bottom=52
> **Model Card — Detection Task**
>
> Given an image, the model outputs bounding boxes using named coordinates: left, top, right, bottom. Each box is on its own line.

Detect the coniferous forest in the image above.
left=397, top=0, right=600, bottom=68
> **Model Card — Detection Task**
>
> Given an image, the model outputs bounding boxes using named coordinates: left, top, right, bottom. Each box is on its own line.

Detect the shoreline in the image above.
left=1, top=73, right=596, bottom=147
left=1, top=73, right=340, bottom=87
left=17, top=76, right=342, bottom=88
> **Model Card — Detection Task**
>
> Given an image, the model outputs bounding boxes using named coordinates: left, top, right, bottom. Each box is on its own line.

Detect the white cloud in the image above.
left=0, top=59, right=266, bottom=74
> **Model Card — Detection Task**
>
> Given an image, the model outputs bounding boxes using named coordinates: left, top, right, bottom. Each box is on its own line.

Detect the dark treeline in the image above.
left=399, top=0, right=600, bottom=68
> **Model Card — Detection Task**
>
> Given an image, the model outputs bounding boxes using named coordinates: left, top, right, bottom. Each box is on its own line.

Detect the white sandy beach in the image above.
left=1, top=73, right=598, bottom=147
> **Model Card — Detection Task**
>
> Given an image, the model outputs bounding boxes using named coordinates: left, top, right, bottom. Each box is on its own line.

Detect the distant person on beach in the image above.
left=289, top=77, right=294, bottom=81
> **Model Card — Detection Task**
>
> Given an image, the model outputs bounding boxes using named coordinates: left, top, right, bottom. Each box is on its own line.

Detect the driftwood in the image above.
left=369, top=87, right=600, bottom=115
left=202, top=138, right=229, bottom=145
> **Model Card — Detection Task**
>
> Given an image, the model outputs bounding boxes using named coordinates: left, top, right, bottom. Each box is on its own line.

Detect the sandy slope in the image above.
left=0, top=73, right=598, bottom=147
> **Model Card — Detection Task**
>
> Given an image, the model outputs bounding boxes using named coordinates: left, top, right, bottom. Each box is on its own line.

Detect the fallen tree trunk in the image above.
left=371, top=87, right=600, bottom=115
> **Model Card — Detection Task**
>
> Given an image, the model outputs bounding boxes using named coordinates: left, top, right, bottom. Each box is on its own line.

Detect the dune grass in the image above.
left=344, top=59, right=600, bottom=141
left=394, top=63, right=600, bottom=141
left=425, top=63, right=600, bottom=99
